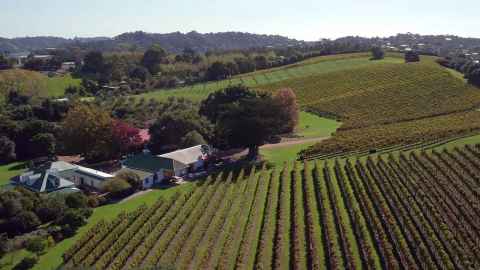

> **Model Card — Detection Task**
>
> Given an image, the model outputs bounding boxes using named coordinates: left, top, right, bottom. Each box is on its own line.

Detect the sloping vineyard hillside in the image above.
left=302, top=110, right=480, bottom=158
left=258, top=57, right=480, bottom=157
left=135, top=53, right=400, bottom=102
left=64, top=145, right=480, bottom=269
left=261, top=61, right=480, bottom=130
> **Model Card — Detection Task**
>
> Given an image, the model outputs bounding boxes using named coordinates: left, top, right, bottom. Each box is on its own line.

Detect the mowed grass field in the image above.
left=296, top=111, right=342, bottom=138
left=260, top=112, right=342, bottom=166
left=0, top=162, right=27, bottom=186
left=61, top=147, right=480, bottom=269
left=45, top=74, right=81, bottom=97
left=0, top=69, right=80, bottom=99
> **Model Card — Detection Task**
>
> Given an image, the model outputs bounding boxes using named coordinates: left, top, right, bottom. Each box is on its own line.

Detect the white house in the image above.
left=120, top=145, right=211, bottom=188
left=16, top=161, right=114, bottom=192
left=57, top=62, right=76, bottom=73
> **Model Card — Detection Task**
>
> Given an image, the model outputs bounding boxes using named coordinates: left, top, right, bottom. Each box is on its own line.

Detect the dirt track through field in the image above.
left=260, top=136, right=330, bottom=149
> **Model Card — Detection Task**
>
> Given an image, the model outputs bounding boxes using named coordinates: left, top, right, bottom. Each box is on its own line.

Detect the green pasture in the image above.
left=45, top=74, right=81, bottom=97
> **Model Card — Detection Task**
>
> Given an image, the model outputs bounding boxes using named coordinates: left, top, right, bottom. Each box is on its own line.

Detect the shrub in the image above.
left=65, top=193, right=88, bottom=209
left=0, top=136, right=16, bottom=164
left=180, top=131, right=206, bottom=148
left=116, top=171, right=143, bottom=191
left=61, top=224, right=75, bottom=238
left=25, top=237, right=47, bottom=255
left=55, top=208, right=90, bottom=229
left=371, top=46, right=385, bottom=60
left=35, top=197, right=66, bottom=223
left=13, top=257, right=38, bottom=270
left=87, top=196, right=100, bottom=208
left=103, top=178, right=133, bottom=199
left=405, top=51, right=420, bottom=63
left=10, top=211, right=41, bottom=234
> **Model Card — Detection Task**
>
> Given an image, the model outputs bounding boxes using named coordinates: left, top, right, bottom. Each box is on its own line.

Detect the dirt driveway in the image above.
left=230, top=136, right=330, bottom=159
left=260, top=137, right=330, bottom=149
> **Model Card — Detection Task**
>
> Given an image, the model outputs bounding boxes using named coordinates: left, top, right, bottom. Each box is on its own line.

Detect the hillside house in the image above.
left=15, top=169, right=78, bottom=194
left=15, top=161, right=114, bottom=192
left=58, top=61, right=76, bottom=73
left=120, top=145, right=211, bottom=188
left=6, top=52, right=29, bottom=67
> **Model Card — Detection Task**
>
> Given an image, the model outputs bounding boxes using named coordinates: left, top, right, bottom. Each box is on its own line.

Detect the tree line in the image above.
left=437, top=55, right=480, bottom=86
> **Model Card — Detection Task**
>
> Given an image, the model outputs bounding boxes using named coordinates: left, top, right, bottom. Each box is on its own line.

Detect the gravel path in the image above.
left=120, top=189, right=153, bottom=203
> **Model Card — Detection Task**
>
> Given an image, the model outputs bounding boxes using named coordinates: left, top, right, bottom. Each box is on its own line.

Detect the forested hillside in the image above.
left=0, top=31, right=301, bottom=53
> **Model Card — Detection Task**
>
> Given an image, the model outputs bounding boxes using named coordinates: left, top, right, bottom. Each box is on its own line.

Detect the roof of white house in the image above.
left=16, top=161, right=113, bottom=192
left=159, top=145, right=210, bottom=165
left=33, top=161, right=112, bottom=180
left=50, top=161, right=78, bottom=171
left=75, top=165, right=114, bottom=179
left=18, top=169, right=76, bottom=193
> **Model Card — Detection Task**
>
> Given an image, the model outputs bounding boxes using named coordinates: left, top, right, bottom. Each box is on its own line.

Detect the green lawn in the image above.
left=261, top=142, right=316, bottom=167
left=0, top=162, right=27, bottom=186
left=45, top=75, right=81, bottom=97
left=297, top=111, right=342, bottom=138
left=261, top=112, right=341, bottom=167
left=439, top=134, right=480, bottom=150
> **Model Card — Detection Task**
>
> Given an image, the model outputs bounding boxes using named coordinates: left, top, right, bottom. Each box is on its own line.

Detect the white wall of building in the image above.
left=59, top=170, right=110, bottom=190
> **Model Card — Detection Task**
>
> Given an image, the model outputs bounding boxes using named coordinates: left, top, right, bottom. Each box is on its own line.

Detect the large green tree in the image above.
left=371, top=46, right=385, bottom=60
left=217, top=96, right=288, bottom=159
left=464, top=63, right=480, bottom=86
left=0, top=55, right=12, bottom=70
left=148, top=109, right=212, bottom=153
left=405, top=51, right=420, bottom=63
left=205, top=62, right=230, bottom=81
left=29, top=133, right=56, bottom=158
left=141, top=45, right=166, bottom=75
left=61, top=103, right=114, bottom=161
left=82, top=51, right=105, bottom=75
left=201, top=85, right=294, bottom=159
left=200, top=85, right=259, bottom=123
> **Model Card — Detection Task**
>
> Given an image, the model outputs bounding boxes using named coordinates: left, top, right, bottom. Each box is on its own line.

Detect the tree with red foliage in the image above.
left=274, top=88, right=299, bottom=133
left=111, top=120, right=143, bottom=157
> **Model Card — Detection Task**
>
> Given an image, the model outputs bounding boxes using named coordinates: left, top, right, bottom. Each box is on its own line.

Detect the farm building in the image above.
left=57, top=61, right=76, bottom=73
left=14, top=161, right=114, bottom=192
left=120, top=145, right=211, bottom=188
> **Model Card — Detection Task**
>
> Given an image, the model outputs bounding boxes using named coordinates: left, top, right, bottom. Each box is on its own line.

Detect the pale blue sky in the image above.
left=2, top=0, right=480, bottom=40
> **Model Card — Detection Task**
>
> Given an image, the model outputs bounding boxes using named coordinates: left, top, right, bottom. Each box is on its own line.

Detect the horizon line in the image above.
left=0, top=30, right=477, bottom=42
